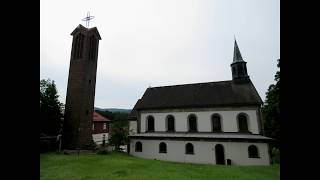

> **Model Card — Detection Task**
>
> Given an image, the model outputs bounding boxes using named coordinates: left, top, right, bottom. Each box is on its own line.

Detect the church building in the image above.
left=127, top=40, right=271, bottom=165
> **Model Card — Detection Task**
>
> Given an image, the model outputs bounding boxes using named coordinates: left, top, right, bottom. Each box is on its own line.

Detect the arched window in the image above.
left=159, top=142, right=167, bottom=153
left=248, top=145, right=259, bottom=158
left=212, top=114, right=222, bottom=132
left=135, top=142, right=142, bottom=152
left=185, top=143, right=194, bottom=154
left=166, top=115, right=175, bottom=132
left=238, top=113, right=249, bottom=132
left=188, top=114, right=197, bottom=132
left=147, top=115, right=155, bottom=132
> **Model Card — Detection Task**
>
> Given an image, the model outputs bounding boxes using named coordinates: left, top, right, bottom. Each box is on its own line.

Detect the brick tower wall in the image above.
left=62, top=25, right=100, bottom=149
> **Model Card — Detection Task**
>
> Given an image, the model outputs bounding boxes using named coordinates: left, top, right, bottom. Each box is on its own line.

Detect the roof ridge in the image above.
left=148, top=80, right=233, bottom=89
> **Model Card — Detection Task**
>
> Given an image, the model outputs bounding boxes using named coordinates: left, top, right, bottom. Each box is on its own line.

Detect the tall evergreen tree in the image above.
left=40, top=79, right=63, bottom=136
left=262, top=59, right=280, bottom=149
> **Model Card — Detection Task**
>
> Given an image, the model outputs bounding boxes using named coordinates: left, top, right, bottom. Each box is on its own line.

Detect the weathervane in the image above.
left=82, top=12, right=95, bottom=28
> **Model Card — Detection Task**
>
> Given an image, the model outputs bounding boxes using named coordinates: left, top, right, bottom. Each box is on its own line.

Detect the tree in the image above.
left=40, top=79, right=63, bottom=136
left=95, top=110, right=129, bottom=151
left=262, top=59, right=280, bottom=149
left=108, top=112, right=129, bottom=151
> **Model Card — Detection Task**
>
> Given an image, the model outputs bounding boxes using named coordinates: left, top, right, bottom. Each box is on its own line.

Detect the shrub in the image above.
left=40, top=137, right=58, bottom=153
left=272, top=148, right=280, bottom=164
left=97, top=149, right=108, bottom=155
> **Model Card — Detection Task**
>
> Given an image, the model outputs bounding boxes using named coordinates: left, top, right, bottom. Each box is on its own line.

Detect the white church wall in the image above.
left=223, top=141, right=270, bottom=165
left=140, top=108, right=260, bottom=134
left=130, top=139, right=270, bottom=165
left=129, top=121, right=137, bottom=135
left=130, top=139, right=214, bottom=164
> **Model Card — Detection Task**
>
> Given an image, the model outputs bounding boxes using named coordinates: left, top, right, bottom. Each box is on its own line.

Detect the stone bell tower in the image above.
left=62, top=24, right=101, bottom=149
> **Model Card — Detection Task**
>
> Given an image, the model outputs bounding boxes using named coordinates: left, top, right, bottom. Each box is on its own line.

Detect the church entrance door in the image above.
left=215, top=144, right=225, bottom=165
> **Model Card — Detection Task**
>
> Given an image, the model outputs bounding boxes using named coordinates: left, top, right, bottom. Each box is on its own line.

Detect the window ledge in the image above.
left=249, top=156, right=260, bottom=159
left=185, top=152, right=195, bottom=155
left=166, top=130, right=176, bottom=132
left=188, top=131, right=198, bottom=133
left=238, top=131, right=252, bottom=133
left=212, top=130, right=223, bottom=133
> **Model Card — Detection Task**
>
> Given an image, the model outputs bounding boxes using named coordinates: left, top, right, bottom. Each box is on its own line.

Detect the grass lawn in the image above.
left=40, top=152, right=279, bottom=180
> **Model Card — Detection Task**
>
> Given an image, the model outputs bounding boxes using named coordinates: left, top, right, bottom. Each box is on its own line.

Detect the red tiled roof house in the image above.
left=92, top=111, right=111, bottom=145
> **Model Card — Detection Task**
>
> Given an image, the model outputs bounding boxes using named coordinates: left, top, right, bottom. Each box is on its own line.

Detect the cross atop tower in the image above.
left=82, top=12, right=95, bottom=28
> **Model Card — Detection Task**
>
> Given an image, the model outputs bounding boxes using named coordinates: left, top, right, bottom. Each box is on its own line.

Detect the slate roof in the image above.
left=138, top=79, right=262, bottom=109
left=128, top=99, right=141, bottom=120
left=128, top=79, right=262, bottom=120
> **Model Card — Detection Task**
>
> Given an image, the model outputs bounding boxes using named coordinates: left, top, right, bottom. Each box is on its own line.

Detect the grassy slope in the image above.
left=40, top=152, right=279, bottom=180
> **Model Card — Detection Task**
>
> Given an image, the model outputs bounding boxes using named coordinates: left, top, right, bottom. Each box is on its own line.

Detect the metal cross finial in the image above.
left=82, top=12, right=95, bottom=28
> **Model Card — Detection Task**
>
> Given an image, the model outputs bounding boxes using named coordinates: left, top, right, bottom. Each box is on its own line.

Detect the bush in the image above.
left=97, top=149, right=108, bottom=155
left=40, top=138, right=58, bottom=153
left=272, top=148, right=280, bottom=164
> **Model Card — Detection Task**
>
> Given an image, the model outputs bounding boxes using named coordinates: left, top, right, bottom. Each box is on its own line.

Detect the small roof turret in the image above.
left=233, top=39, right=243, bottom=62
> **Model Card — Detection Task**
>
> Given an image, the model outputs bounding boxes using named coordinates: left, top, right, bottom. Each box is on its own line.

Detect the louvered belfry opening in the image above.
left=73, top=33, right=85, bottom=59
left=89, top=35, right=97, bottom=61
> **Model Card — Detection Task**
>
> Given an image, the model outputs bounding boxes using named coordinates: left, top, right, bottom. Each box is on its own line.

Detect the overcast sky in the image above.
left=40, top=0, right=280, bottom=109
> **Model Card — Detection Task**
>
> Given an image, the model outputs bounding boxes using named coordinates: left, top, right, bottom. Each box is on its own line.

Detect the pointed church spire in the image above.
left=231, top=39, right=249, bottom=82
left=233, top=39, right=243, bottom=62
